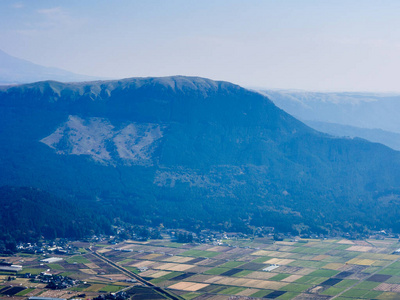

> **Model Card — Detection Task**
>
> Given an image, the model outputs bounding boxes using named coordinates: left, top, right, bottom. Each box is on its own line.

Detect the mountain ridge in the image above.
left=2, top=76, right=400, bottom=234
left=0, top=49, right=103, bottom=84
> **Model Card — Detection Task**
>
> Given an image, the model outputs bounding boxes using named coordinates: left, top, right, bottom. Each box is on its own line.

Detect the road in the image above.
left=88, top=247, right=183, bottom=300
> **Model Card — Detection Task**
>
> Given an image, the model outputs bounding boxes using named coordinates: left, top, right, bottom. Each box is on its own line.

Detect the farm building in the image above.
left=0, top=261, right=22, bottom=272
left=262, top=264, right=279, bottom=272
left=40, top=257, right=63, bottom=263
left=29, top=297, right=66, bottom=300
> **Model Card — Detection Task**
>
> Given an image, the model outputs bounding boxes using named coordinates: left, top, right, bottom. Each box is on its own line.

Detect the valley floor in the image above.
left=2, top=237, right=400, bottom=299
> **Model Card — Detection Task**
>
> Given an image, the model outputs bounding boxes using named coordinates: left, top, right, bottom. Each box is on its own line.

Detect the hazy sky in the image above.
left=1, top=0, right=400, bottom=91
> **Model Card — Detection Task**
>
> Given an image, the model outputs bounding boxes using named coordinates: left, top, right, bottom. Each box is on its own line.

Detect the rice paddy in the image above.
left=3, top=236, right=400, bottom=299
left=101, top=237, right=400, bottom=299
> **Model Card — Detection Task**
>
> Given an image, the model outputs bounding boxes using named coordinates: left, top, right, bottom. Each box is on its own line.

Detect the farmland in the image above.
left=99, top=237, right=400, bottom=299
left=2, top=237, right=400, bottom=299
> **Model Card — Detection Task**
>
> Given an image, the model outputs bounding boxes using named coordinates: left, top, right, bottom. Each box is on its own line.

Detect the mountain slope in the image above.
left=0, top=49, right=101, bottom=84
left=303, top=120, right=400, bottom=151
left=261, top=90, right=400, bottom=151
left=0, top=186, right=111, bottom=242
left=261, top=90, right=400, bottom=133
left=1, top=76, right=400, bottom=234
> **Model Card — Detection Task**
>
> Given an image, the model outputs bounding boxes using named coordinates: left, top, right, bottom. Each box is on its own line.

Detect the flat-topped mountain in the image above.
left=1, top=76, right=400, bottom=234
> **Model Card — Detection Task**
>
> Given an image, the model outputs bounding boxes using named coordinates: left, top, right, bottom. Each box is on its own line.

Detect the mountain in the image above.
left=260, top=90, right=400, bottom=132
left=303, top=120, right=400, bottom=151
left=0, top=49, right=101, bottom=84
left=1, top=76, right=400, bottom=235
left=261, top=90, right=400, bottom=151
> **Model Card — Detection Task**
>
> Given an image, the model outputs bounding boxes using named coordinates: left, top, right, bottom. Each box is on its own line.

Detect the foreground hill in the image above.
left=1, top=76, right=400, bottom=235
left=0, top=186, right=111, bottom=245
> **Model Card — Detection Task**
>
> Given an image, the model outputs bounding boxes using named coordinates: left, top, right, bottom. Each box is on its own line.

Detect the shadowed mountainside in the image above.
left=1, top=76, right=400, bottom=234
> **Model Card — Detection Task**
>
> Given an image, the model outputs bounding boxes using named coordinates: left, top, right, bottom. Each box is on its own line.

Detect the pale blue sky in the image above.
left=1, top=0, right=400, bottom=91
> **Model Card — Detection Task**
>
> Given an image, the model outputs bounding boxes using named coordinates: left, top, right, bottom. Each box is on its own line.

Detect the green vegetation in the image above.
left=5, top=78, right=400, bottom=244
left=320, top=287, right=347, bottom=296
left=219, top=261, right=245, bottom=268
left=270, top=273, right=291, bottom=281
left=203, top=267, right=231, bottom=275
left=385, top=276, right=400, bottom=284
left=0, top=186, right=112, bottom=247
left=363, top=266, right=381, bottom=273
left=70, top=284, right=90, bottom=292
left=289, top=260, right=327, bottom=268
left=250, top=290, right=273, bottom=298
left=16, top=288, right=35, bottom=296
left=334, top=279, right=358, bottom=288
left=276, top=292, right=300, bottom=300
left=78, top=248, right=88, bottom=254
left=354, top=281, right=381, bottom=290
left=47, top=263, right=64, bottom=270
left=308, top=269, right=340, bottom=277
left=180, top=250, right=220, bottom=258
left=117, top=258, right=134, bottom=265
left=99, top=285, right=124, bottom=293
left=125, top=267, right=140, bottom=274
left=295, top=276, right=328, bottom=285
left=4, top=236, right=400, bottom=299
left=150, top=272, right=183, bottom=284
left=182, top=292, right=202, bottom=300
left=342, top=288, right=381, bottom=298
left=251, top=257, right=271, bottom=263
left=232, top=270, right=254, bottom=277
left=60, top=271, right=75, bottom=277
left=378, top=268, right=400, bottom=276
left=167, top=243, right=185, bottom=248
left=18, top=268, right=46, bottom=275
left=280, top=283, right=313, bottom=292
left=218, top=286, right=246, bottom=295
left=66, top=255, right=91, bottom=264
left=85, top=284, right=106, bottom=292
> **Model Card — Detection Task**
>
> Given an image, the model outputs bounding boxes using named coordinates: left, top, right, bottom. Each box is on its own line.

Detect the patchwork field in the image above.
left=2, top=237, right=400, bottom=300
left=0, top=249, right=142, bottom=300
left=100, top=237, right=400, bottom=300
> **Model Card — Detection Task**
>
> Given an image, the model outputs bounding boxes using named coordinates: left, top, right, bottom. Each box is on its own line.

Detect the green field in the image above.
left=15, top=288, right=35, bottom=296
left=150, top=272, right=184, bottom=284
left=179, top=249, right=221, bottom=258
left=66, top=255, right=91, bottom=264
left=99, top=285, right=125, bottom=292
left=182, top=292, right=202, bottom=300
left=47, top=263, right=64, bottom=270
left=18, top=268, right=46, bottom=275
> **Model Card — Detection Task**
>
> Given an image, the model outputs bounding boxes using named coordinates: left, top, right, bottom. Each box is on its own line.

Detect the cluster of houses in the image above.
left=92, top=291, right=128, bottom=300
left=31, top=272, right=79, bottom=290
left=17, top=240, right=78, bottom=255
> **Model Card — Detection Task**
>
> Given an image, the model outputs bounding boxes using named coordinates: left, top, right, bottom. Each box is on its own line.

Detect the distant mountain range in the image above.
left=2, top=76, right=400, bottom=236
left=0, top=49, right=102, bottom=84
left=261, top=90, right=400, bottom=150
left=302, top=121, right=400, bottom=151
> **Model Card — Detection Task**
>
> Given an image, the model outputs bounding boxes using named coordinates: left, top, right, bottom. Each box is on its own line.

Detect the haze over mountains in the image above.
left=262, top=90, right=400, bottom=150
left=0, top=49, right=102, bottom=84
left=2, top=76, right=400, bottom=236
